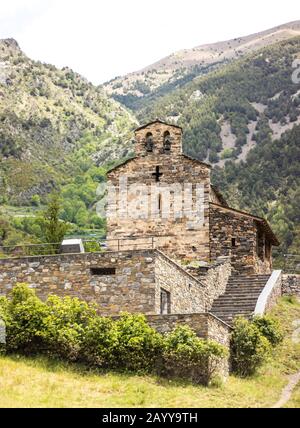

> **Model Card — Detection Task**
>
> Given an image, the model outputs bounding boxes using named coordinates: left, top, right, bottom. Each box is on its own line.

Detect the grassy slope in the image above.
left=0, top=297, right=299, bottom=408
left=0, top=39, right=137, bottom=204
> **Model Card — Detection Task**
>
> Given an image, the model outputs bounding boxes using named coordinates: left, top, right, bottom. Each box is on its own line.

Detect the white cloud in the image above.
left=0, top=0, right=299, bottom=84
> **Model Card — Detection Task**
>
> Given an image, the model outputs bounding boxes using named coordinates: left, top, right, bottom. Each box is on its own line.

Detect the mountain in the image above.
left=128, top=36, right=300, bottom=253
left=1, top=23, right=300, bottom=254
left=103, top=21, right=300, bottom=109
left=0, top=38, right=137, bottom=204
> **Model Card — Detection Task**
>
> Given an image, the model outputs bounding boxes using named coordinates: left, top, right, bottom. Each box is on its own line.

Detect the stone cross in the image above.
left=152, top=166, right=163, bottom=182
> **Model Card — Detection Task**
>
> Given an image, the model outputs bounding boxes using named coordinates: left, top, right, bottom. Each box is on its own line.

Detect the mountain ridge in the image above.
left=103, top=20, right=300, bottom=103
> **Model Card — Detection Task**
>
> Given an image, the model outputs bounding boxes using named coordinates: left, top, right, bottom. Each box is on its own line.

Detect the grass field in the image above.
left=0, top=296, right=299, bottom=408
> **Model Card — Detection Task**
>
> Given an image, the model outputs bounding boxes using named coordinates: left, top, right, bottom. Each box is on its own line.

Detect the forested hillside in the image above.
left=129, top=37, right=300, bottom=252
left=104, top=20, right=300, bottom=110
left=0, top=38, right=137, bottom=206
left=1, top=33, right=299, bottom=254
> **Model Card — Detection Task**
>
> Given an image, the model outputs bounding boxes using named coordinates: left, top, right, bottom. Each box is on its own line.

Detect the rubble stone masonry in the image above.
left=107, top=122, right=211, bottom=262
left=0, top=250, right=157, bottom=316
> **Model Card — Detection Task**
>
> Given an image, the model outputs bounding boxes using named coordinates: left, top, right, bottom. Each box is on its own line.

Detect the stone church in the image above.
left=107, top=120, right=279, bottom=275
left=0, top=120, right=282, bottom=335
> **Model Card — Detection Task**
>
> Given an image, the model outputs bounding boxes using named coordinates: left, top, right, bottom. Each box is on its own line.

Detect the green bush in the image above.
left=252, top=315, right=283, bottom=346
left=231, top=317, right=271, bottom=377
left=42, top=295, right=97, bottom=361
left=114, top=313, right=163, bottom=373
left=5, top=284, right=49, bottom=354
left=162, top=325, right=228, bottom=384
left=81, top=316, right=118, bottom=366
left=1, top=284, right=228, bottom=384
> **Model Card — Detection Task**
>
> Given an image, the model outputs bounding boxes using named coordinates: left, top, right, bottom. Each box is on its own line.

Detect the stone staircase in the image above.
left=210, top=274, right=270, bottom=325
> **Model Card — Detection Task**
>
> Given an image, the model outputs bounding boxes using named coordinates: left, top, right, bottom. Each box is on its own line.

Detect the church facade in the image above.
left=107, top=120, right=279, bottom=275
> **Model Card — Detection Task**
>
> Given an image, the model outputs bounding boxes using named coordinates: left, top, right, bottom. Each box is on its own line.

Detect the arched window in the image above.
left=145, top=132, right=154, bottom=152
left=163, top=131, right=171, bottom=153
left=158, top=194, right=162, bottom=212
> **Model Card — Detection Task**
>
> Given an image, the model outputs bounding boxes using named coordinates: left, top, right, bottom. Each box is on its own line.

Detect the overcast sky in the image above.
left=0, top=0, right=299, bottom=84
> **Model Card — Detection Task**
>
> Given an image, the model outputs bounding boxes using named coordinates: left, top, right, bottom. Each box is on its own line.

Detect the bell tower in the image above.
left=107, top=119, right=211, bottom=262
left=134, top=120, right=183, bottom=157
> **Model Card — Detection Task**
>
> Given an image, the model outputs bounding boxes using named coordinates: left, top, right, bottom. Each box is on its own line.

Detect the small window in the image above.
left=90, top=267, right=116, bottom=276
left=163, top=131, right=171, bottom=153
left=145, top=132, right=154, bottom=152
left=158, top=194, right=162, bottom=211
left=192, top=246, right=197, bottom=252
left=231, top=238, right=236, bottom=247
left=160, top=289, right=171, bottom=314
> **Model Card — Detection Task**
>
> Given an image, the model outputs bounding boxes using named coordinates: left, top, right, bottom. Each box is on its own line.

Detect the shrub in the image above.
left=231, top=317, right=271, bottom=377
left=5, top=284, right=49, bottom=354
left=114, top=313, right=163, bottom=373
left=162, top=325, right=228, bottom=385
left=252, top=315, right=283, bottom=346
left=42, top=295, right=97, bottom=361
left=1, top=284, right=228, bottom=385
left=81, top=316, right=118, bottom=366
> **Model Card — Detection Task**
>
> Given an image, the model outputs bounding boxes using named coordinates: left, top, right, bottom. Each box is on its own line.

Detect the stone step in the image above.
left=223, top=286, right=264, bottom=291
left=213, top=295, right=260, bottom=300
left=224, top=286, right=264, bottom=290
left=212, top=305, right=257, bottom=311
left=212, top=299, right=258, bottom=305
left=230, top=276, right=269, bottom=282
left=229, top=281, right=268, bottom=284
left=228, top=281, right=267, bottom=285
left=231, top=278, right=269, bottom=280
left=218, top=292, right=263, bottom=297
left=212, top=313, right=253, bottom=320
left=209, top=273, right=270, bottom=325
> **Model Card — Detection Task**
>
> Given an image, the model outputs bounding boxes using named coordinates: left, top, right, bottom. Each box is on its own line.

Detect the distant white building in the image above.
left=60, top=239, right=85, bottom=254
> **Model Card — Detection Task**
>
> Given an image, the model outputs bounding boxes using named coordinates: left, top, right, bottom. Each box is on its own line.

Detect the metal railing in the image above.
left=0, top=236, right=170, bottom=258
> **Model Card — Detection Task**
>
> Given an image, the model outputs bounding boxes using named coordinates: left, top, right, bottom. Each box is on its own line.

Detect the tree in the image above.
left=0, top=214, right=10, bottom=246
left=41, top=194, right=69, bottom=250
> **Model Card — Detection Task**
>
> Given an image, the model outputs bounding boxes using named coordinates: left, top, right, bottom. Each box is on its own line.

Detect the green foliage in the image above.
left=1, top=284, right=227, bottom=385
left=162, top=325, right=228, bottom=384
left=42, top=295, right=97, bottom=361
left=114, top=313, right=163, bottom=373
left=231, top=317, right=272, bottom=377
left=0, top=40, right=136, bottom=207
left=5, top=284, right=49, bottom=354
left=134, top=37, right=300, bottom=253
left=252, top=315, right=284, bottom=346
left=81, top=316, right=119, bottom=366
left=40, top=193, right=69, bottom=248
left=221, top=148, right=235, bottom=159
left=30, top=195, right=41, bottom=207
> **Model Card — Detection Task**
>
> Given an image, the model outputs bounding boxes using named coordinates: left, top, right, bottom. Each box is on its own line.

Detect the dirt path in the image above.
left=272, top=371, right=300, bottom=408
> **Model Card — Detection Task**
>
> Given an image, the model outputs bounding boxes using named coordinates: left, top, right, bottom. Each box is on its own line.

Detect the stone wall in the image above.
left=0, top=249, right=233, bottom=317
left=146, top=312, right=230, bottom=347
left=254, top=270, right=282, bottom=315
left=154, top=251, right=206, bottom=313
left=185, top=257, right=232, bottom=310
left=107, top=122, right=211, bottom=262
left=146, top=312, right=230, bottom=377
left=282, top=274, right=300, bottom=296
left=0, top=250, right=157, bottom=316
left=209, top=204, right=271, bottom=274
